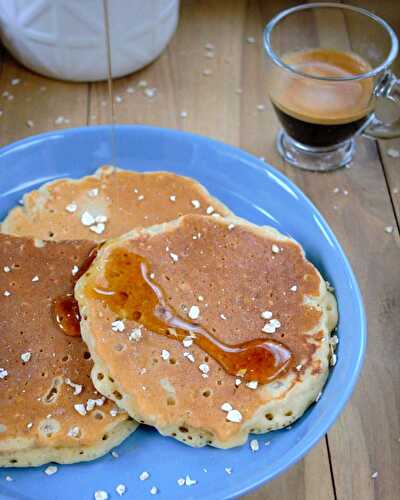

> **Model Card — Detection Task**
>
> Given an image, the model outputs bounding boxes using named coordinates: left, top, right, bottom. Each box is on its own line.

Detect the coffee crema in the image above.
left=270, top=48, right=374, bottom=147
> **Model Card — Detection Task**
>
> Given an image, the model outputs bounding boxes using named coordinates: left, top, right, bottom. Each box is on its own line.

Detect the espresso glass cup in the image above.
left=263, top=3, right=400, bottom=171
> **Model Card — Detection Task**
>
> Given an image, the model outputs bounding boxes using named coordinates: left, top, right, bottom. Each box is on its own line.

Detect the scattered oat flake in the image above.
left=296, top=364, right=303, bottom=371
left=27, top=422, right=33, bottom=429
left=262, top=323, right=276, bottom=334
left=188, top=305, right=200, bottom=320
left=54, top=116, right=66, bottom=125
left=221, top=402, right=232, bottom=412
left=5, top=475, right=13, bottom=481
left=81, top=211, right=95, bottom=226
left=191, top=199, right=201, bottom=208
left=272, top=244, right=280, bottom=253
left=116, top=484, right=126, bottom=496
left=257, top=104, right=265, bottom=111
left=65, top=202, right=77, bottom=213
left=74, top=403, right=87, bottom=416
left=94, top=491, right=108, bottom=500
left=169, top=252, right=179, bottom=263
left=198, top=295, right=204, bottom=302
left=3, top=290, right=11, bottom=297
left=385, top=225, right=394, bottom=234
left=32, top=275, right=39, bottom=282
left=138, top=80, right=147, bottom=88
left=203, top=68, right=212, bottom=76
left=246, top=381, right=258, bottom=390
left=246, top=36, right=256, bottom=43
left=111, top=450, right=119, bottom=458
left=199, top=363, right=209, bottom=375
left=333, top=187, right=340, bottom=194
left=206, top=206, right=214, bottom=215
left=26, top=120, right=34, bottom=128
left=88, top=188, right=99, bottom=197
left=265, top=440, right=271, bottom=446
left=11, top=78, right=21, bottom=85
left=68, top=426, right=81, bottom=438
left=270, top=319, right=281, bottom=328
left=71, top=265, right=79, bottom=276
left=169, top=195, right=176, bottom=202
left=183, top=336, right=193, bottom=348
left=371, top=471, right=378, bottom=479
left=235, top=378, right=242, bottom=387
left=261, top=310, right=272, bottom=319
left=180, top=111, right=188, bottom=118
left=220, top=313, right=227, bottom=320
left=90, top=223, right=105, bottom=235
left=225, top=467, right=232, bottom=475
left=150, top=486, right=158, bottom=495
left=228, top=223, right=235, bottom=230
left=250, top=439, right=259, bottom=452
left=0, top=368, right=8, bottom=379
left=144, top=88, right=157, bottom=98
left=330, top=353, right=337, bottom=366
left=115, top=95, right=123, bottom=103
left=112, top=320, right=125, bottom=332
left=161, top=349, right=170, bottom=361
left=44, top=465, right=58, bottom=476
left=290, top=285, right=298, bottom=292
left=65, top=378, right=82, bottom=395
left=3, top=266, right=10, bottom=273
left=139, top=471, right=150, bottom=481
left=183, top=352, right=195, bottom=363
left=129, top=327, right=142, bottom=342
left=226, top=409, right=242, bottom=423
left=177, top=478, right=185, bottom=486
left=21, top=352, right=31, bottom=363
left=185, top=475, right=197, bottom=486
left=387, top=148, right=400, bottom=158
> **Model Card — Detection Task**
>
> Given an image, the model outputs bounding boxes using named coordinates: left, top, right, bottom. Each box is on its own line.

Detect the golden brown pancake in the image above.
left=76, top=214, right=338, bottom=449
left=0, top=234, right=136, bottom=467
left=1, top=166, right=231, bottom=241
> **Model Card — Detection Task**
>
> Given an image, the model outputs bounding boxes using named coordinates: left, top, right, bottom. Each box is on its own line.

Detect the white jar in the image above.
left=0, top=0, right=179, bottom=82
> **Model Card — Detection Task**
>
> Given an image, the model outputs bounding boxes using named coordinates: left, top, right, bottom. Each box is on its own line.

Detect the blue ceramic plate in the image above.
left=0, top=126, right=366, bottom=500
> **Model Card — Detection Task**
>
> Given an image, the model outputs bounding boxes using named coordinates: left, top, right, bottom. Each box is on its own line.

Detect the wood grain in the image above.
left=0, top=51, right=88, bottom=147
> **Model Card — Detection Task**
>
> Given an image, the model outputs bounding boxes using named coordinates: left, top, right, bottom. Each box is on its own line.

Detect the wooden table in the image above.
left=0, top=1, right=399, bottom=499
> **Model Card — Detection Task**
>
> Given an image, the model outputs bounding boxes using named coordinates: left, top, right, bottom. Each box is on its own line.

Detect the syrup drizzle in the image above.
left=86, top=249, right=292, bottom=384
left=53, top=247, right=98, bottom=337
left=102, top=0, right=116, bottom=165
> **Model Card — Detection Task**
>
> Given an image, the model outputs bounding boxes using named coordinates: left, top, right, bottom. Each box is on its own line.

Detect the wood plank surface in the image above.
left=0, top=1, right=399, bottom=499
left=0, top=51, right=88, bottom=147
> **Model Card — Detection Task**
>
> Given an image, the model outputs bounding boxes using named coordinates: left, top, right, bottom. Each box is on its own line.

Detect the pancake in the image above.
left=75, top=214, right=338, bottom=449
left=0, top=234, right=136, bottom=467
left=1, top=166, right=231, bottom=241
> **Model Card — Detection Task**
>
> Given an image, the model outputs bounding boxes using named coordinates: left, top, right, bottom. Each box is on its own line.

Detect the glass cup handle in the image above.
left=363, top=71, right=400, bottom=140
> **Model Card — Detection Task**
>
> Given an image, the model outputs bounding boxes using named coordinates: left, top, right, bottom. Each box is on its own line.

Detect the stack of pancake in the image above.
left=0, top=166, right=337, bottom=466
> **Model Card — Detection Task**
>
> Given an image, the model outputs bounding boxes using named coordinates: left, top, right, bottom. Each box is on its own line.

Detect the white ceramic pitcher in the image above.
left=0, top=0, right=179, bottom=81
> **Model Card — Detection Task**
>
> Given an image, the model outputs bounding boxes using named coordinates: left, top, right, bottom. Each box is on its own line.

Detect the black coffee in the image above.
left=271, top=49, right=374, bottom=148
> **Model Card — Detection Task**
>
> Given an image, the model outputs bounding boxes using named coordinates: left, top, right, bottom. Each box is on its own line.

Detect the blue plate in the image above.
left=0, top=126, right=366, bottom=500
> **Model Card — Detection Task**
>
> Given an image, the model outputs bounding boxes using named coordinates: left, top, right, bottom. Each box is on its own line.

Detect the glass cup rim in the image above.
left=263, top=2, right=399, bottom=82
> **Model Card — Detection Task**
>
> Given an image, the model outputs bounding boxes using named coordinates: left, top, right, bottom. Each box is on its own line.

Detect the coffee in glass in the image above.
left=264, top=3, right=400, bottom=171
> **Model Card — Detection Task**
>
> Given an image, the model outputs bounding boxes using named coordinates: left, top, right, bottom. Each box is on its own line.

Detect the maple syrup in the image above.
left=53, top=247, right=98, bottom=336
left=86, top=248, right=293, bottom=384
